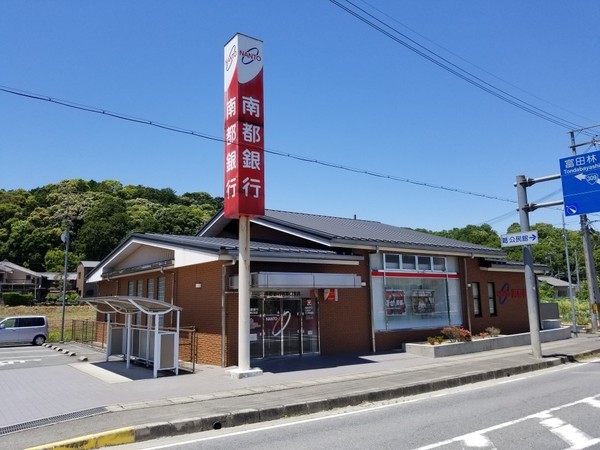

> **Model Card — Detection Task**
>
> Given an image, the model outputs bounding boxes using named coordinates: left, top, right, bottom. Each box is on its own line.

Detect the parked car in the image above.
left=0, top=315, right=48, bottom=346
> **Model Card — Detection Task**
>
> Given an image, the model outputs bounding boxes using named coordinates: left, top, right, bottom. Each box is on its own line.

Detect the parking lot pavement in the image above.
left=0, top=345, right=74, bottom=370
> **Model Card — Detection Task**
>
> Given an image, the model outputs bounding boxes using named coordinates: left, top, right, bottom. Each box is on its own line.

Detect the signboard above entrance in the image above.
left=559, top=150, right=600, bottom=216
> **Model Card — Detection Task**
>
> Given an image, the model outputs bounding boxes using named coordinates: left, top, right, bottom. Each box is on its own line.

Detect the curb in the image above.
left=28, top=350, right=600, bottom=450
left=25, top=427, right=136, bottom=450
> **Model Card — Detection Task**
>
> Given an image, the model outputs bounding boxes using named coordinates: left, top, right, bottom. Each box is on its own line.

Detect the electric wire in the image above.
left=355, top=0, right=598, bottom=126
left=329, top=0, right=596, bottom=136
left=0, top=84, right=517, bottom=205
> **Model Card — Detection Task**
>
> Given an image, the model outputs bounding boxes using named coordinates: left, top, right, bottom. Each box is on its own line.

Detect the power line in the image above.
left=329, top=0, right=596, bottom=137
left=355, top=0, right=598, bottom=126
left=0, top=85, right=224, bottom=143
left=0, top=84, right=516, bottom=205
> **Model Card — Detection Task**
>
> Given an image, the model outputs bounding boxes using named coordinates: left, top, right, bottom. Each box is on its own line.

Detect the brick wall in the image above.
left=461, top=257, right=531, bottom=335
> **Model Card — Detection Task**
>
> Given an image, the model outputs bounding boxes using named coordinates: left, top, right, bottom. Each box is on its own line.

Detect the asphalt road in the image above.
left=116, top=358, right=600, bottom=449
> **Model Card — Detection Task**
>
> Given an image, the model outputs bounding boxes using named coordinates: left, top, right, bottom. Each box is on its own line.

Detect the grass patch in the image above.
left=0, top=305, right=96, bottom=342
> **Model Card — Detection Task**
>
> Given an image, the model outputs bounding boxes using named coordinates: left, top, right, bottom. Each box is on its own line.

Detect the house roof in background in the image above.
left=79, top=261, right=101, bottom=268
left=538, top=276, right=572, bottom=287
left=0, top=260, right=41, bottom=277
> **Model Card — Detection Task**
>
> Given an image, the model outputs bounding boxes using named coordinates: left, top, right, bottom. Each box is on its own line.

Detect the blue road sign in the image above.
left=559, top=150, right=600, bottom=216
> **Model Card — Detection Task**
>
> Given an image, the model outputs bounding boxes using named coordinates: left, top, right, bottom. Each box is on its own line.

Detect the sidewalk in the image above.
left=5, top=332, right=600, bottom=450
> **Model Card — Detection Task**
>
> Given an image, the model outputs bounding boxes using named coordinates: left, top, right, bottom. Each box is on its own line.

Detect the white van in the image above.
left=0, top=315, right=48, bottom=346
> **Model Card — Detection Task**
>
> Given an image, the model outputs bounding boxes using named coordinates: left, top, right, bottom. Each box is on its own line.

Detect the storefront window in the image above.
left=371, top=253, right=461, bottom=331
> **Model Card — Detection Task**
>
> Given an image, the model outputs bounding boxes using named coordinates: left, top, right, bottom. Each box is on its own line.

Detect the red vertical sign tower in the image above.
left=224, top=34, right=265, bottom=218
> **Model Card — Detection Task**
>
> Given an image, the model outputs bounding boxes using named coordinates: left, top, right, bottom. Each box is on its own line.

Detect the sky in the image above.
left=2, top=1, right=599, bottom=234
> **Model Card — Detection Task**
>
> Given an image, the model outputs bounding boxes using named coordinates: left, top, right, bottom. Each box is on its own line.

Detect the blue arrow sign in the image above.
left=559, top=150, right=600, bottom=216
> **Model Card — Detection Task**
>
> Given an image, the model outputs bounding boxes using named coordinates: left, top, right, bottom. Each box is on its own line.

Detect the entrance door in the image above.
left=302, top=297, right=319, bottom=353
left=250, top=295, right=319, bottom=359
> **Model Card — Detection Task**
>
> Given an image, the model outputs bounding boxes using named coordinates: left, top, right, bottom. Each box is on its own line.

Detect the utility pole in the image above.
left=514, top=173, right=563, bottom=358
left=516, top=175, right=542, bottom=358
left=570, top=131, right=599, bottom=332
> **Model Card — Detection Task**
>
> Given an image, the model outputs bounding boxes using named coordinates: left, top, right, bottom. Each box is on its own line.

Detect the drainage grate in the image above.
left=0, top=406, right=108, bottom=436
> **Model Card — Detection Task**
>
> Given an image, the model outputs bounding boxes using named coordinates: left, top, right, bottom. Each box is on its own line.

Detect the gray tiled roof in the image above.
left=254, top=210, right=504, bottom=257
left=137, top=233, right=351, bottom=257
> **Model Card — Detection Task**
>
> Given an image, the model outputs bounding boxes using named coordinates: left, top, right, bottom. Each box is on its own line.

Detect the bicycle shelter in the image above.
left=81, top=296, right=182, bottom=378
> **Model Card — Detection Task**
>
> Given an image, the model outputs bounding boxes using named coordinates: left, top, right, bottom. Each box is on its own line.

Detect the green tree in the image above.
left=428, top=224, right=501, bottom=249
left=126, top=198, right=160, bottom=232
left=75, top=194, right=131, bottom=260
left=155, top=204, right=207, bottom=235
left=0, top=179, right=223, bottom=267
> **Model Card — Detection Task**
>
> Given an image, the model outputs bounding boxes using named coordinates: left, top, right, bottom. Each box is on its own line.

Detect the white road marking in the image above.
left=415, top=394, right=600, bottom=449
left=539, top=416, right=600, bottom=449
left=0, top=359, right=41, bottom=365
left=462, top=432, right=497, bottom=448
left=582, top=397, right=600, bottom=409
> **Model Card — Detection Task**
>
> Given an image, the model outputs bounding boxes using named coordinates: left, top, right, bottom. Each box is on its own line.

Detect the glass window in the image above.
left=488, top=282, right=497, bottom=316
left=158, top=277, right=165, bottom=302
left=384, top=254, right=400, bottom=270
left=433, top=257, right=446, bottom=272
left=136, top=280, right=143, bottom=297
left=128, top=281, right=135, bottom=296
left=2, top=318, right=16, bottom=328
left=373, top=277, right=462, bottom=331
left=147, top=278, right=155, bottom=299
left=401, top=255, right=416, bottom=270
left=472, top=282, right=481, bottom=317
left=417, top=256, right=432, bottom=271
left=157, top=276, right=166, bottom=329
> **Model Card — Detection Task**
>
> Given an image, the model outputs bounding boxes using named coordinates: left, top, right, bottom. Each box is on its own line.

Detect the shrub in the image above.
left=427, top=335, right=445, bottom=345
left=2, top=292, right=34, bottom=306
left=45, top=293, right=60, bottom=305
left=552, top=297, right=591, bottom=326
left=441, top=326, right=472, bottom=342
left=485, top=326, right=501, bottom=337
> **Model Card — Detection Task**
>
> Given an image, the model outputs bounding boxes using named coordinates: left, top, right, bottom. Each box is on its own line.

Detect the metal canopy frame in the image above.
left=81, top=296, right=182, bottom=378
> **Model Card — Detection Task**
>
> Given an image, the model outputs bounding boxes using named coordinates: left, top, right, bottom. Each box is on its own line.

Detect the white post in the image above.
left=175, top=310, right=180, bottom=375
left=238, top=216, right=251, bottom=371
left=125, top=314, right=132, bottom=369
